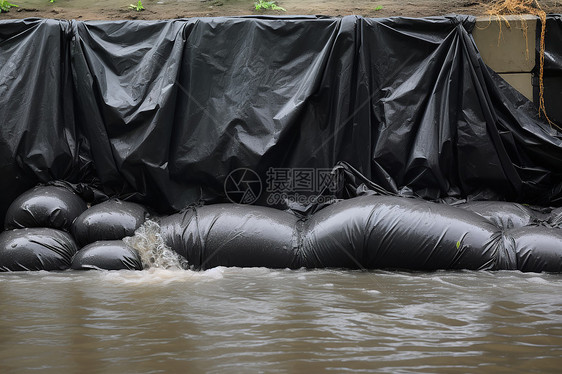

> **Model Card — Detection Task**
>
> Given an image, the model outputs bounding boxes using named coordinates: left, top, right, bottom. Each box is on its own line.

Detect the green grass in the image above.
left=129, top=0, right=144, bottom=11
left=0, top=0, right=18, bottom=12
left=255, top=0, right=286, bottom=11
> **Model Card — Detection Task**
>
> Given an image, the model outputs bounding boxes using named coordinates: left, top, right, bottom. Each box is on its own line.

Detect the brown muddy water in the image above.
left=1, top=267, right=562, bottom=373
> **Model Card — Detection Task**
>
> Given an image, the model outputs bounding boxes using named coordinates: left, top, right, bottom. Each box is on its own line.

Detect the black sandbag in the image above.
left=505, top=226, right=562, bottom=272
left=456, top=201, right=538, bottom=230
left=160, top=195, right=513, bottom=271
left=0, top=228, right=78, bottom=271
left=4, top=185, right=88, bottom=231
left=71, top=200, right=148, bottom=247
left=301, top=195, right=507, bottom=270
left=159, top=205, right=299, bottom=269
left=71, top=240, right=143, bottom=271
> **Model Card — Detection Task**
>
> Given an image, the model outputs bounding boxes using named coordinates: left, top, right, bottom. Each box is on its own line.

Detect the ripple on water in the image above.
left=1, top=267, right=562, bottom=373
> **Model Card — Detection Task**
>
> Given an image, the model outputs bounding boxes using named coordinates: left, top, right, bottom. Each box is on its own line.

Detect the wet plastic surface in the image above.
left=1, top=16, right=562, bottom=273
left=71, top=240, right=143, bottom=270
left=505, top=226, right=562, bottom=272
left=301, top=196, right=504, bottom=270
left=160, top=195, right=562, bottom=272
left=160, top=205, right=299, bottom=269
left=4, top=185, right=87, bottom=231
left=547, top=206, right=562, bottom=227
left=0, top=228, right=78, bottom=271
left=71, top=200, right=148, bottom=247
left=456, top=201, right=538, bottom=230
left=1, top=16, right=562, bottom=222
left=0, top=19, right=95, bottom=226
left=1, top=190, right=562, bottom=272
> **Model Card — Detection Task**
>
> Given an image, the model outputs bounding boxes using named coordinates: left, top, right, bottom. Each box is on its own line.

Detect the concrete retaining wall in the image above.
left=473, top=15, right=537, bottom=101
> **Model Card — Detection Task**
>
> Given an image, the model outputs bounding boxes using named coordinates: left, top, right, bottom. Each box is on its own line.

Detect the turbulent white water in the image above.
left=123, top=220, right=189, bottom=270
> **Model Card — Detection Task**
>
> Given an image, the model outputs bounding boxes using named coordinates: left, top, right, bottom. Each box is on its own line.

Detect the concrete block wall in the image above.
left=472, top=15, right=536, bottom=101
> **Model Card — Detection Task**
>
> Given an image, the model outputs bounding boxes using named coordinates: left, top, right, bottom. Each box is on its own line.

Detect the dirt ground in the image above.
left=0, top=0, right=561, bottom=21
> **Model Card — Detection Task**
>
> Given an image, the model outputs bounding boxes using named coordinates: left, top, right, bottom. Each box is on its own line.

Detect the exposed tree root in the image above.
left=482, top=1, right=557, bottom=127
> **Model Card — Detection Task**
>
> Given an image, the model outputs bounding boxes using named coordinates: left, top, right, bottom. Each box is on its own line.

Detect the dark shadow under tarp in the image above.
left=1, top=15, right=562, bottom=222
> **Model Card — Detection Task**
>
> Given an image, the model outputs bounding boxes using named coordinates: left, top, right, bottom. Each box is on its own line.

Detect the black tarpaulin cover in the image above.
left=1, top=16, right=562, bottom=222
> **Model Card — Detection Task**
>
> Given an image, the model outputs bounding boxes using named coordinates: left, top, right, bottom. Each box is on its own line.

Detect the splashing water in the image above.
left=123, top=220, right=189, bottom=270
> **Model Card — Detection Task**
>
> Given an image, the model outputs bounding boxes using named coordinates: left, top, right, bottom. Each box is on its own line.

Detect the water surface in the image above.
left=1, top=268, right=562, bottom=373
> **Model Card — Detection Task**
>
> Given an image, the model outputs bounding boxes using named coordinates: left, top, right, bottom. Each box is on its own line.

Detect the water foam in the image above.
left=98, top=267, right=226, bottom=285
left=123, top=220, right=189, bottom=270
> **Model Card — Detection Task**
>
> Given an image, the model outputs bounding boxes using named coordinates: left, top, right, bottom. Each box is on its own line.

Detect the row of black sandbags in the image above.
left=0, top=185, right=147, bottom=271
left=1, top=185, right=562, bottom=272
left=159, top=196, right=562, bottom=272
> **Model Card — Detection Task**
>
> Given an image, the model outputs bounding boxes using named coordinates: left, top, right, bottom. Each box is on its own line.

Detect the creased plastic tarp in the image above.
left=2, top=16, right=562, bottom=223
left=358, top=17, right=562, bottom=204
left=0, top=19, right=94, bottom=225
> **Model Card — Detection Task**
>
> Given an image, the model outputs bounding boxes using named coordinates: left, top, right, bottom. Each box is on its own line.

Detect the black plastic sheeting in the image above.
left=1, top=185, right=562, bottom=272
left=159, top=195, right=562, bottom=272
left=535, top=15, right=562, bottom=126
left=0, top=185, right=148, bottom=271
left=2, top=16, right=562, bottom=272
left=71, top=240, right=143, bottom=271
left=0, top=228, right=78, bottom=271
left=160, top=204, right=300, bottom=269
left=4, top=185, right=87, bottom=231
left=71, top=199, right=148, bottom=247
left=505, top=226, right=562, bottom=272
left=1, top=15, right=562, bottom=223
left=455, top=201, right=540, bottom=230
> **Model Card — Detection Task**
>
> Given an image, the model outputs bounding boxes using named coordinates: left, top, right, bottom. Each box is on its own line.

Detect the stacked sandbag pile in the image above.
left=0, top=185, right=145, bottom=271
left=2, top=187, right=562, bottom=273
left=69, top=199, right=146, bottom=270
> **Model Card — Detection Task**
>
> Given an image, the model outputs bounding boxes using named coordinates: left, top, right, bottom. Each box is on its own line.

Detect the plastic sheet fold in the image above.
left=1, top=15, right=562, bottom=221
left=0, top=19, right=93, bottom=225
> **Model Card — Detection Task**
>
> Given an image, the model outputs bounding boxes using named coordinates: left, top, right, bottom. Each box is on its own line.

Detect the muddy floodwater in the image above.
left=1, top=268, right=562, bottom=373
